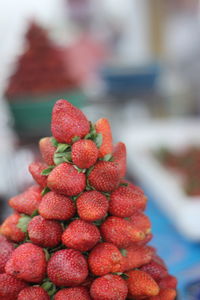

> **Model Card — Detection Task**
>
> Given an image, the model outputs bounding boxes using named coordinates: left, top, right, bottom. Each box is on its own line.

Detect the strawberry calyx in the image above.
left=41, top=279, right=57, bottom=296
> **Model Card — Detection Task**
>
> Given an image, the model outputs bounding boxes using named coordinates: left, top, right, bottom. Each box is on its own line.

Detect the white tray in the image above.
left=121, top=119, right=200, bottom=241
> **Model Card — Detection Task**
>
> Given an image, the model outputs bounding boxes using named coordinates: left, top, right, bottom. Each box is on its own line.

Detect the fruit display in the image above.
left=5, top=22, right=81, bottom=100
left=156, top=146, right=200, bottom=196
left=0, top=99, right=177, bottom=299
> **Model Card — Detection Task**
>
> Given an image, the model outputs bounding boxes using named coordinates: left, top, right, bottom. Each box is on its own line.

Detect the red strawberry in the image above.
left=95, top=118, right=113, bottom=158
left=29, top=161, right=48, bottom=188
left=47, top=163, right=86, bottom=196
left=113, top=142, right=126, bottom=178
left=18, top=286, right=50, bottom=300
left=100, top=216, right=145, bottom=248
left=150, top=288, right=177, bottom=300
left=6, top=243, right=47, bottom=283
left=109, top=186, right=147, bottom=218
left=152, top=254, right=167, bottom=269
left=9, top=185, right=42, bottom=216
left=27, top=215, right=63, bottom=248
left=47, top=249, right=88, bottom=286
left=77, top=191, right=108, bottom=221
left=0, top=213, right=25, bottom=242
left=136, top=232, right=153, bottom=247
left=159, top=275, right=178, bottom=290
left=140, top=260, right=168, bottom=282
left=0, top=236, right=14, bottom=273
left=39, top=191, right=75, bottom=220
left=39, top=137, right=55, bottom=165
left=54, top=287, right=91, bottom=300
left=121, top=180, right=144, bottom=194
left=121, top=245, right=154, bottom=272
left=0, top=274, right=27, bottom=300
left=88, top=242, right=123, bottom=276
left=88, top=161, right=120, bottom=192
left=62, top=219, right=100, bottom=251
left=51, top=99, right=90, bottom=143
left=126, top=270, right=160, bottom=298
left=72, top=139, right=98, bottom=169
left=90, top=274, right=128, bottom=300
left=129, top=211, right=151, bottom=234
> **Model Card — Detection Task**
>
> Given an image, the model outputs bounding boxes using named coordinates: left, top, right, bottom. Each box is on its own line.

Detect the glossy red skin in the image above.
left=121, top=245, right=154, bottom=272
left=47, top=249, right=88, bottom=287
left=140, top=260, right=168, bottom=282
left=95, top=118, right=113, bottom=158
left=29, top=161, right=48, bottom=188
left=126, top=270, right=160, bottom=298
left=9, top=185, right=42, bottom=216
left=47, top=163, right=86, bottom=196
left=77, top=191, right=109, bottom=222
left=149, top=288, right=176, bottom=300
left=39, top=137, right=55, bottom=165
left=159, top=275, right=178, bottom=290
left=0, top=236, right=14, bottom=273
left=88, top=242, right=123, bottom=276
left=39, top=191, right=76, bottom=220
left=88, top=161, right=120, bottom=192
left=109, top=186, right=147, bottom=218
left=18, top=286, right=50, bottom=300
left=0, top=213, right=25, bottom=242
left=0, top=273, right=27, bottom=300
left=72, top=139, right=98, bottom=169
left=5, top=243, right=47, bottom=283
left=129, top=211, right=151, bottom=234
left=62, top=219, right=100, bottom=252
left=51, top=99, right=90, bottom=144
left=100, top=216, right=145, bottom=248
left=28, top=215, right=63, bottom=248
left=54, top=287, right=91, bottom=300
left=113, top=142, right=126, bottom=178
left=90, top=274, right=128, bottom=300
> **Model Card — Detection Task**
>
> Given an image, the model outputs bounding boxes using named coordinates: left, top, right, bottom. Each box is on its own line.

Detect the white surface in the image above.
left=121, top=119, right=200, bottom=241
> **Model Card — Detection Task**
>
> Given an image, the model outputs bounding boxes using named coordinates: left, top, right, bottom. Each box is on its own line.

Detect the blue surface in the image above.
left=146, top=193, right=200, bottom=300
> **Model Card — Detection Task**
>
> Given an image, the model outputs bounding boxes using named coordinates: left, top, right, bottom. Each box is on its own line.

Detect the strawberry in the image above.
left=140, top=260, right=168, bottom=282
left=9, top=185, right=42, bottom=216
left=62, top=219, right=100, bottom=251
left=88, top=242, right=123, bottom=276
left=109, top=186, right=147, bottom=218
left=47, top=249, right=88, bottom=286
left=149, top=288, right=177, bottom=300
left=152, top=254, right=167, bottom=269
left=29, top=161, right=48, bottom=188
left=77, top=191, right=108, bottom=222
left=51, top=99, right=90, bottom=143
left=72, top=139, right=98, bottom=169
left=129, top=211, right=151, bottom=234
left=0, top=213, right=25, bottom=242
left=0, top=274, right=27, bottom=300
left=121, top=245, right=154, bottom=272
left=0, top=236, right=14, bottom=273
left=100, top=216, right=145, bottom=248
left=47, top=163, right=86, bottom=196
left=90, top=274, right=128, bottom=300
left=39, top=137, right=55, bottom=165
left=136, top=232, right=153, bottom=247
left=121, top=179, right=144, bottom=194
left=113, top=142, right=126, bottom=178
left=18, top=286, right=50, bottom=300
left=27, top=215, right=63, bottom=248
left=95, top=118, right=113, bottom=158
left=39, top=191, right=75, bottom=220
left=88, top=161, right=120, bottom=192
left=6, top=243, right=47, bottom=283
left=159, top=275, right=178, bottom=290
left=126, top=270, right=160, bottom=298
left=54, top=287, right=91, bottom=300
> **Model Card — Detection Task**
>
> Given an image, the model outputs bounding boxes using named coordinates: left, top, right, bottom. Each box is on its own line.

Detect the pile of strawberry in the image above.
left=0, top=100, right=177, bottom=300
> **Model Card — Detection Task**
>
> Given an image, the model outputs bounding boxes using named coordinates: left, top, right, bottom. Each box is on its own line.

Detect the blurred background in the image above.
left=1, top=0, right=200, bottom=298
